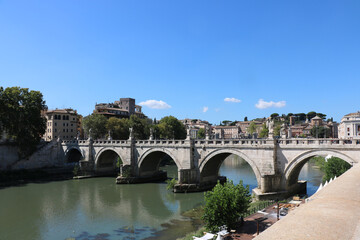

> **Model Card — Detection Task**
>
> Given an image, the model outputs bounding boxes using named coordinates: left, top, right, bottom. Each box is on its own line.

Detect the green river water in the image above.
left=0, top=155, right=323, bottom=240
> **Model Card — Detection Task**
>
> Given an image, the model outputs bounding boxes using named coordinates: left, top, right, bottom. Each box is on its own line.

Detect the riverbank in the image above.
left=172, top=200, right=275, bottom=240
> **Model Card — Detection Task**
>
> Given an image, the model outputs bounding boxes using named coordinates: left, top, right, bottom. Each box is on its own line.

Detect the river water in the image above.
left=0, top=155, right=323, bottom=240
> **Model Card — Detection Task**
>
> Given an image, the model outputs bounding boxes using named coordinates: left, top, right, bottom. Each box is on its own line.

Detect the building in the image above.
left=181, top=119, right=212, bottom=139
left=338, top=111, right=360, bottom=139
left=289, top=116, right=337, bottom=138
left=235, top=120, right=264, bottom=134
left=213, top=126, right=241, bottom=139
left=94, top=98, right=146, bottom=119
left=42, top=109, right=80, bottom=141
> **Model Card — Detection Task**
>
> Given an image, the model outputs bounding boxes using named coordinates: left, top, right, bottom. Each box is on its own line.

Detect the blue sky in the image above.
left=1, top=0, right=359, bottom=124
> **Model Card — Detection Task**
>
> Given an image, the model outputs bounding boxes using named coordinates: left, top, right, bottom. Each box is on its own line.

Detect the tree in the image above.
left=244, top=116, right=248, bottom=121
left=82, top=114, right=108, bottom=139
left=311, top=126, right=330, bottom=138
left=248, top=122, right=257, bottom=134
left=197, top=128, right=205, bottom=139
left=317, top=113, right=326, bottom=120
left=222, top=120, right=231, bottom=126
left=323, top=157, right=351, bottom=183
left=202, top=180, right=251, bottom=232
left=294, top=113, right=306, bottom=121
left=0, top=87, right=46, bottom=157
left=307, top=111, right=317, bottom=120
left=258, top=123, right=269, bottom=138
left=270, top=113, right=279, bottom=119
left=274, top=125, right=281, bottom=137
left=158, top=116, right=186, bottom=139
left=106, top=117, right=130, bottom=140
left=129, top=115, right=150, bottom=139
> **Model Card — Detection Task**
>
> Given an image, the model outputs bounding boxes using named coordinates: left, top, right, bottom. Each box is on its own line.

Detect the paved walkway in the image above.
left=254, top=164, right=360, bottom=240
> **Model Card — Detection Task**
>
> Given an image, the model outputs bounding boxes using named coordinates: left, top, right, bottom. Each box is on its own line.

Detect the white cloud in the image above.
left=203, top=106, right=209, bottom=113
left=215, top=108, right=221, bottom=112
left=139, top=100, right=171, bottom=109
left=224, top=97, right=241, bottom=103
left=255, top=99, right=286, bottom=109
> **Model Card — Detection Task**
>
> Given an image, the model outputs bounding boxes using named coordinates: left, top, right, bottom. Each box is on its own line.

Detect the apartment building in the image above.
left=43, top=109, right=79, bottom=141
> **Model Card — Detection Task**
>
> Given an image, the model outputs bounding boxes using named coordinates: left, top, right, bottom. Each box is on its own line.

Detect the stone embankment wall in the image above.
left=0, top=143, right=19, bottom=170
left=0, top=141, right=64, bottom=171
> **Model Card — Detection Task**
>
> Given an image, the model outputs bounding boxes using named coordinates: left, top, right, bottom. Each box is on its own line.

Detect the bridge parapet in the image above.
left=194, top=139, right=275, bottom=147
left=277, top=138, right=360, bottom=148
left=135, top=139, right=190, bottom=146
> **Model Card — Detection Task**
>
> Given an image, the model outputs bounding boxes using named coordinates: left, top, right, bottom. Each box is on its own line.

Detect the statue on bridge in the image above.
left=149, top=128, right=154, bottom=140
left=128, top=127, right=134, bottom=140
left=267, top=118, right=275, bottom=139
left=280, top=123, right=287, bottom=139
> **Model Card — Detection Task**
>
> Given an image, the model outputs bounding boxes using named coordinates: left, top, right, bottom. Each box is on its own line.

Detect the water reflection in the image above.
left=298, top=160, right=324, bottom=196
left=0, top=155, right=324, bottom=240
left=0, top=178, right=204, bottom=240
left=219, top=154, right=258, bottom=192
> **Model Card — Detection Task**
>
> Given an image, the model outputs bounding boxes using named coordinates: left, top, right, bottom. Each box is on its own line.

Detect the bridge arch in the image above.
left=64, top=147, right=84, bottom=163
left=138, top=148, right=181, bottom=177
left=285, top=150, right=355, bottom=188
left=199, top=149, right=262, bottom=187
left=95, top=147, right=126, bottom=174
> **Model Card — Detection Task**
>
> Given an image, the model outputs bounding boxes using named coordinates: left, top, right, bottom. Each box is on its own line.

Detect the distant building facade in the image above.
left=94, top=98, right=146, bottom=119
left=213, top=126, right=241, bottom=139
left=181, top=119, right=212, bottom=139
left=338, top=112, right=360, bottom=139
left=43, top=109, right=80, bottom=141
left=289, top=116, right=337, bottom=138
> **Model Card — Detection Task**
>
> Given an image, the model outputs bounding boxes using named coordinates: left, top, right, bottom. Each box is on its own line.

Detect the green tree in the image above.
left=274, top=125, right=281, bottom=137
left=129, top=115, right=150, bottom=139
left=294, top=113, right=306, bottom=121
left=202, top=180, right=251, bottom=232
left=197, top=128, right=205, bottom=139
left=0, top=87, right=46, bottom=157
left=323, top=157, right=351, bottom=183
left=222, top=120, right=231, bottom=126
left=248, top=122, right=257, bottom=134
left=82, top=114, right=108, bottom=139
left=307, top=111, right=317, bottom=120
left=106, top=117, right=130, bottom=140
left=259, top=123, right=269, bottom=138
left=270, top=113, right=279, bottom=119
left=158, top=116, right=186, bottom=139
left=317, top=113, right=327, bottom=120
left=311, top=126, right=330, bottom=138
left=244, top=116, right=248, bottom=121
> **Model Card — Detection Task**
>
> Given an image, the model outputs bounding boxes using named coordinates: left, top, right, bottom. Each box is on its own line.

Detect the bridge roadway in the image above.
left=61, top=137, right=360, bottom=199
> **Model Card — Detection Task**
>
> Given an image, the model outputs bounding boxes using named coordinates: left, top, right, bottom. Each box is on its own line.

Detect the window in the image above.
left=73, top=118, right=75, bottom=121
left=63, top=129, right=65, bottom=132
left=55, top=129, right=57, bottom=132
left=347, top=127, right=350, bottom=132
left=63, top=115, right=65, bottom=120
left=66, top=116, right=69, bottom=120
left=55, top=122, right=57, bottom=126
left=71, top=124, right=73, bottom=126
left=63, top=123, right=65, bottom=127
left=71, top=129, right=73, bottom=132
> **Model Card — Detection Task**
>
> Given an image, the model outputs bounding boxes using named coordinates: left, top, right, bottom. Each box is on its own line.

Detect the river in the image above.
left=0, top=155, right=323, bottom=240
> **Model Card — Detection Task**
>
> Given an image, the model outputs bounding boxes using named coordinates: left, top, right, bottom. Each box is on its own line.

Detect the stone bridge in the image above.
left=61, top=138, right=360, bottom=199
